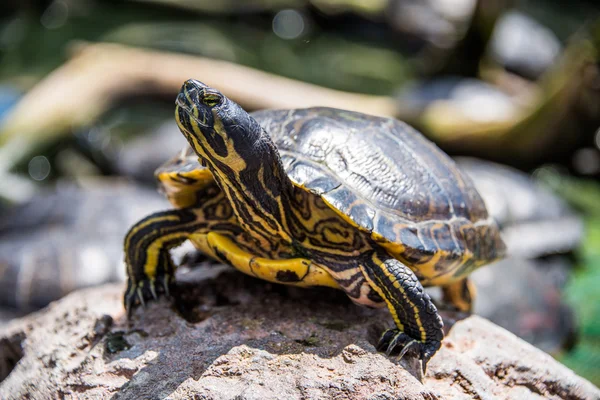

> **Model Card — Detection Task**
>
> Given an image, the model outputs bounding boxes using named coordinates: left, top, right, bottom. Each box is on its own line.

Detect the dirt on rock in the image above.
left=0, top=267, right=598, bottom=400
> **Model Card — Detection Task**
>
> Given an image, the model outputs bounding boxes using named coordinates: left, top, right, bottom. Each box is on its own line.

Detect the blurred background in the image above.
left=0, top=0, right=598, bottom=386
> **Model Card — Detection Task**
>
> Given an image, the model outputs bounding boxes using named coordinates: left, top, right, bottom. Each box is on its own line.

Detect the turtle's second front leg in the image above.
left=359, top=250, right=444, bottom=373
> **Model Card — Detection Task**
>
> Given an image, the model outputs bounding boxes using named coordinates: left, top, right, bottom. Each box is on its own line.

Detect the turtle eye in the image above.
left=202, top=93, right=222, bottom=108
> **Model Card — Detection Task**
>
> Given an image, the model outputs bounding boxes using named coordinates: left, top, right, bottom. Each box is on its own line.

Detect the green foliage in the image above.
left=560, top=219, right=600, bottom=386
left=544, top=171, right=600, bottom=386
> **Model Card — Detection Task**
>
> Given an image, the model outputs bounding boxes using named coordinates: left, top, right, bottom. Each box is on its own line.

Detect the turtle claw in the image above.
left=377, top=329, right=416, bottom=358
left=377, top=329, right=438, bottom=374
left=161, top=275, right=171, bottom=297
left=149, top=282, right=158, bottom=301
left=124, top=285, right=136, bottom=320
left=138, top=287, right=147, bottom=307
left=123, top=275, right=174, bottom=319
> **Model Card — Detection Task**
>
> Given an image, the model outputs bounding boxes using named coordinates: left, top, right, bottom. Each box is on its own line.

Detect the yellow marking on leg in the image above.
left=340, top=269, right=364, bottom=294
left=360, top=254, right=428, bottom=342
left=125, top=215, right=181, bottom=246
left=201, top=232, right=340, bottom=289
left=350, top=282, right=386, bottom=308
left=188, top=232, right=216, bottom=260
left=330, top=266, right=361, bottom=281
left=143, top=232, right=190, bottom=278
left=360, top=265, right=405, bottom=332
left=125, top=214, right=187, bottom=280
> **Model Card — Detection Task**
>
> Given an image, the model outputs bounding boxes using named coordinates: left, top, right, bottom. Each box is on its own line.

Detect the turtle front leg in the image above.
left=359, top=251, right=444, bottom=373
left=124, top=208, right=201, bottom=317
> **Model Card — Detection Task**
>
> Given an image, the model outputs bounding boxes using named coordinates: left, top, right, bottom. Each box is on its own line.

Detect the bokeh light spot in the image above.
left=272, top=10, right=305, bottom=40
left=41, top=0, right=69, bottom=30
left=28, top=156, right=51, bottom=181
left=573, top=148, right=600, bottom=176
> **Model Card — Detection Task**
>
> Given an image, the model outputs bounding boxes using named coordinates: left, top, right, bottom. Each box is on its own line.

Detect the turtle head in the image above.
left=175, top=79, right=262, bottom=171
left=175, top=79, right=293, bottom=242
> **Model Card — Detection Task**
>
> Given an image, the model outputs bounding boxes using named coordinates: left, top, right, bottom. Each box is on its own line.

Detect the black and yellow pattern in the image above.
left=124, top=79, right=505, bottom=372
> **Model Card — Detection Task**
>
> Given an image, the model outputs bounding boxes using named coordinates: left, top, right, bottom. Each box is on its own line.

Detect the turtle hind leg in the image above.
left=359, top=252, right=444, bottom=373
left=124, top=208, right=200, bottom=317
left=441, top=278, right=475, bottom=313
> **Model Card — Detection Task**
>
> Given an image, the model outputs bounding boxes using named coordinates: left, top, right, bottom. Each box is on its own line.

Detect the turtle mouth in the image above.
left=176, top=93, right=210, bottom=128
left=175, top=92, right=190, bottom=110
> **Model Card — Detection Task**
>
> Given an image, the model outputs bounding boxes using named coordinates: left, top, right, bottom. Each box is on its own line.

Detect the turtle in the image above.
left=124, top=79, right=506, bottom=371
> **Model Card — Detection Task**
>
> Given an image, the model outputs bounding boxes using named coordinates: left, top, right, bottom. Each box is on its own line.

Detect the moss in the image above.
left=295, top=333, right=320, bottom=347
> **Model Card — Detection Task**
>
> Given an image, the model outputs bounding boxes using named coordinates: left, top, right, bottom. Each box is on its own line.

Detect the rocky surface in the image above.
left=1, top=267, right=598, bottom=400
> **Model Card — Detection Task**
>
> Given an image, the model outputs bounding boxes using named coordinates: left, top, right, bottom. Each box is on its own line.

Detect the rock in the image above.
left=471, top=256, right=576, bottom=355
left=115, top=121, right=188, bottom=184
left=456, top=157, right=582, bottom=354
left=489, top=10, right=561, bottom=80
left=1, top=269, right=598, bottom=400
left=457, top=157, right=583, bottom=259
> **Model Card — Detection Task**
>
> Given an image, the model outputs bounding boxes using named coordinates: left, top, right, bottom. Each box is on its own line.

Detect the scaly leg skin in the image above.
left=123, top=208, right=202, bottom=317
left=359, top=251, right=444, bottom=373
left=441, top=278, right=475, bottom=313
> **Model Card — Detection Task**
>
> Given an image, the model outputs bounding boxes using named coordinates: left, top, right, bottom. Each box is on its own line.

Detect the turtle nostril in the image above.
left=184, top=79, right=208, bottom=91
left=183, top=80, right=195, bottom=92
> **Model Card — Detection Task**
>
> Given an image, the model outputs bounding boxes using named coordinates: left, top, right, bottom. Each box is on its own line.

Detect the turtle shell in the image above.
left=252, top=108, right=505, bottom=283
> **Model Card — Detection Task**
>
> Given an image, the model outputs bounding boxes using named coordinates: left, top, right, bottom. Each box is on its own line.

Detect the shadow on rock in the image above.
left=106, top=268, right=406, bottom=399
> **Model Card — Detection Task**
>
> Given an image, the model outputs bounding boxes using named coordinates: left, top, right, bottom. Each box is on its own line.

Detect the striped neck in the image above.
left=206, top=122, right=295, bottom=249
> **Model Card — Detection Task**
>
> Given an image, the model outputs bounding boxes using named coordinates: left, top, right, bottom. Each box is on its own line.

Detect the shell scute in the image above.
left=429, top=222, right=460, bottom=258
left=322, top=186, right=375, bottom=232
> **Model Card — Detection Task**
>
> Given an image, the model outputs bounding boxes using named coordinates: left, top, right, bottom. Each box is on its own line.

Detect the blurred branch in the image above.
left=0, top=41, right=397, bottom=171
left=435, top=0, right=510, bottom=77
left=127, top=0, right=304, bottom=14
